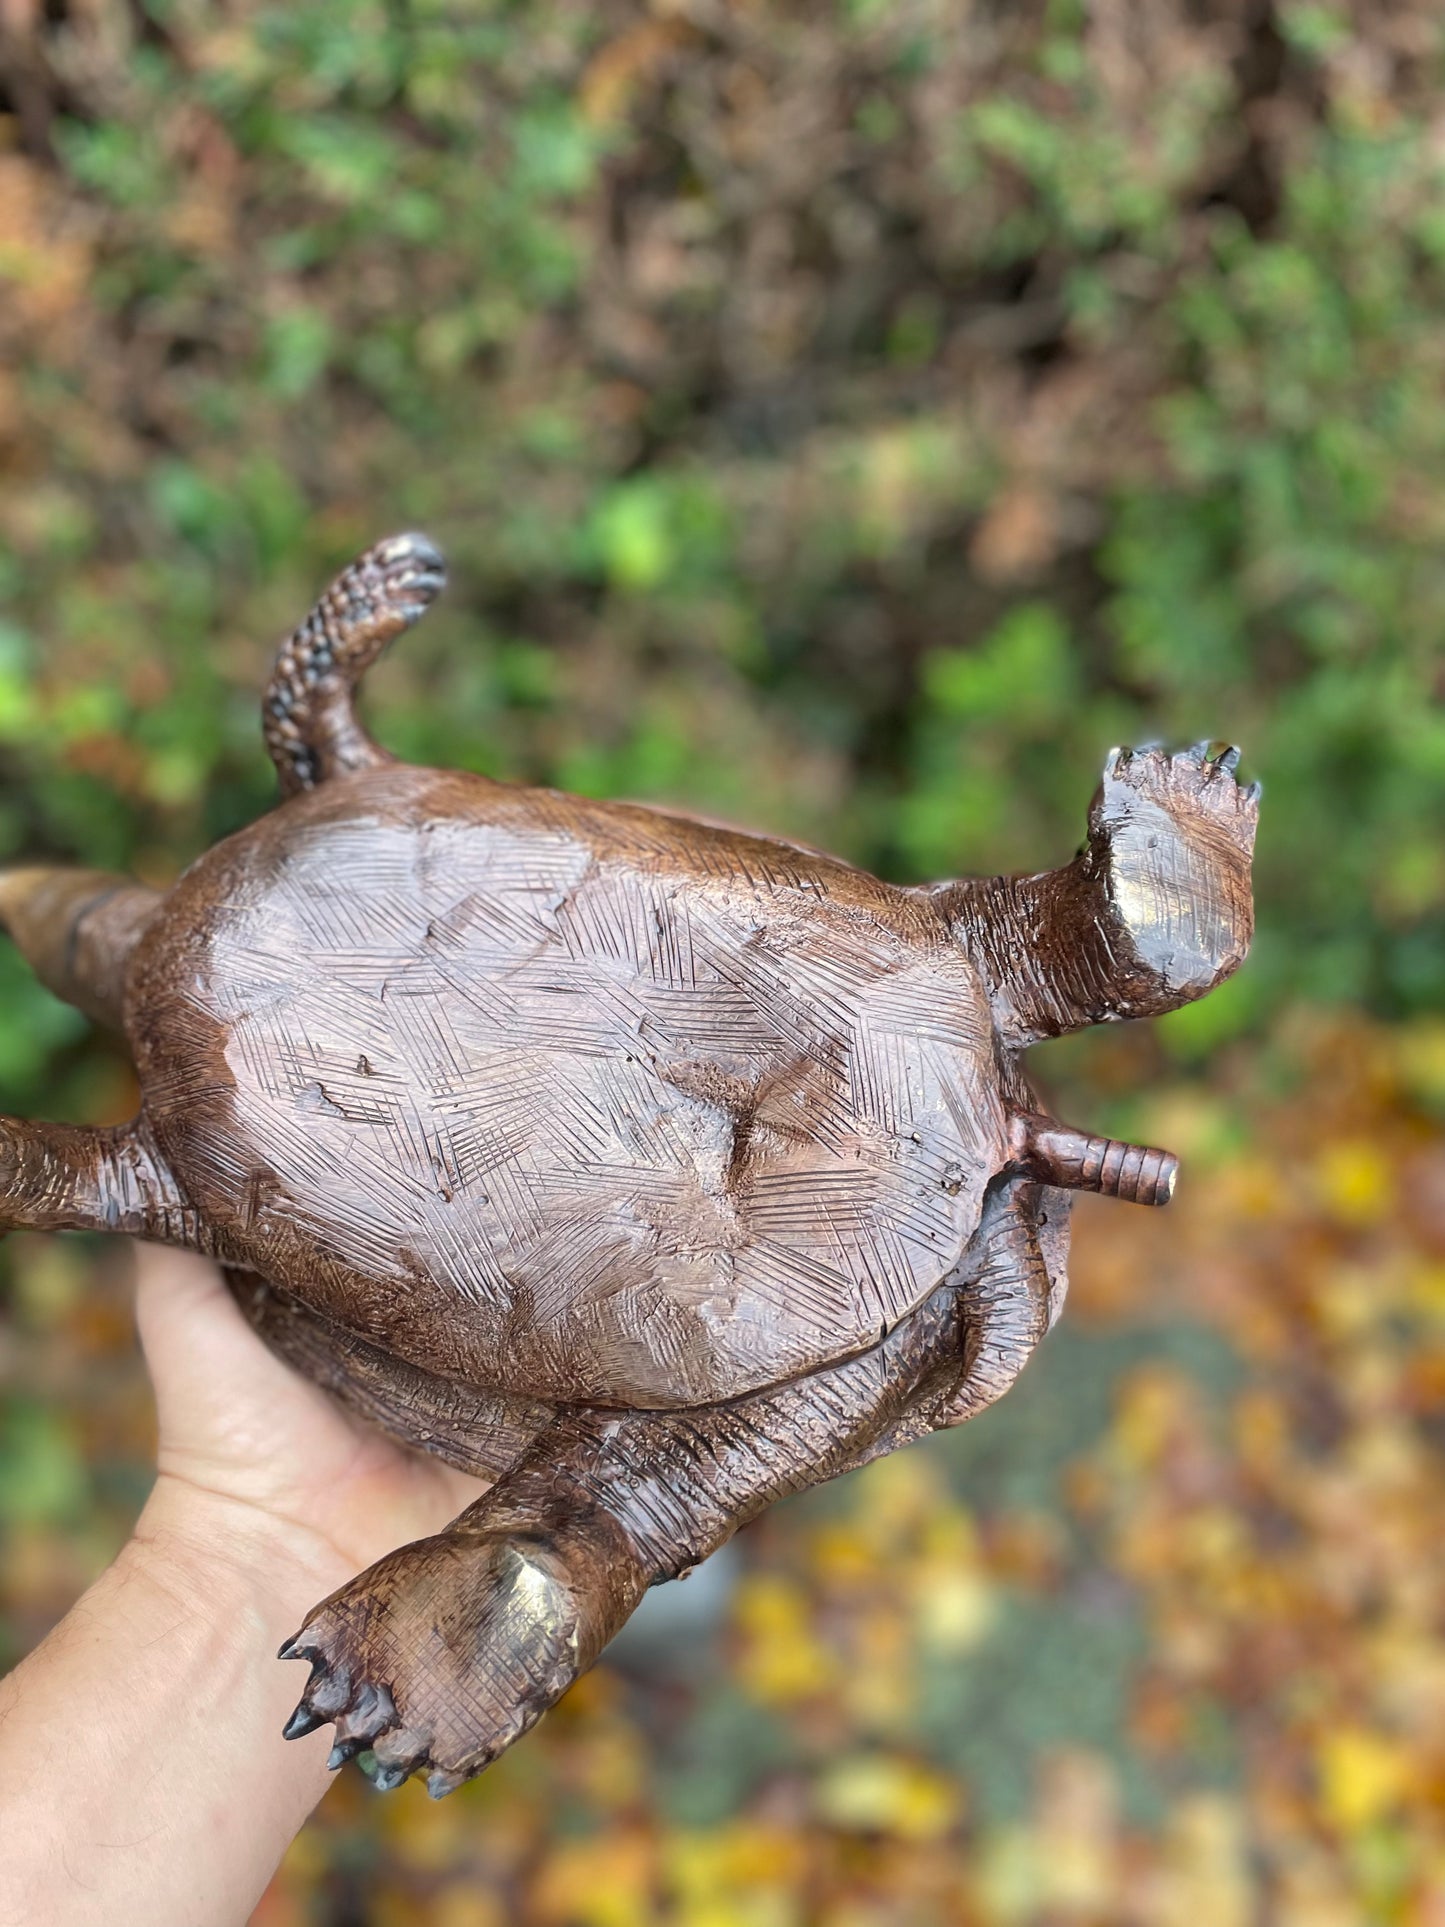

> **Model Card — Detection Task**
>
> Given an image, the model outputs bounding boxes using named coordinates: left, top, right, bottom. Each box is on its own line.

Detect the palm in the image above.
left=134, top=1245, right=486, bottom=1586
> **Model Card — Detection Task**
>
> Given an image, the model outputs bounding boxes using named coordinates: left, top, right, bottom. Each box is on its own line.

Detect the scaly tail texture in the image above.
left=0, top=868, right=162, bottom=1030
left=263, top=533, right=448, bottom=796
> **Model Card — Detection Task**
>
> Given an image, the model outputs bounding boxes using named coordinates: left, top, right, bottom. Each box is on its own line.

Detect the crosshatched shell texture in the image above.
left=129, top=767, right=1008, bottom=1406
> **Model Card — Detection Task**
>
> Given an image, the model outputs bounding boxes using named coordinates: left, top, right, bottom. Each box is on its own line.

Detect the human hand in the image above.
left=134, top=1246, right=486, bottom=1628
left=0, top=1245, right=487, bottom=1927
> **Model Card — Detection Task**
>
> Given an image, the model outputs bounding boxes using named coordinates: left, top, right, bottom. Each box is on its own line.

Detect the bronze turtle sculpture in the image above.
left=0, top=534, right=1258, bottom=1795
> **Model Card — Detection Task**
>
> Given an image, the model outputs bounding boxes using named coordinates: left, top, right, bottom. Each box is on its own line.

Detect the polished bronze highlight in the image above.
left=0, top=535, right=1259, bottom=1796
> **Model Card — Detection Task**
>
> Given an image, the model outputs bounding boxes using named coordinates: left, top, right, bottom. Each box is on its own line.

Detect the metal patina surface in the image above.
left=0, top=535, right=1257, bottom=1795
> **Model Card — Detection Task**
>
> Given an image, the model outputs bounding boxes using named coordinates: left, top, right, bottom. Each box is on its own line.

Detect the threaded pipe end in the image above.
left=1010, top=1114, right=1179, bottom=1208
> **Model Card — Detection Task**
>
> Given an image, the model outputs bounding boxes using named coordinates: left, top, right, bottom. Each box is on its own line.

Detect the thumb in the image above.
left=133, top=1243, right=237, bottom=1433
left=131, top=1243, right=334, bottom=1469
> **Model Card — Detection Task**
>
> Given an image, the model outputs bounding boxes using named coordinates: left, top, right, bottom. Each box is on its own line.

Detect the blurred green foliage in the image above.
left=1, top=0, right=1441, bottom=1137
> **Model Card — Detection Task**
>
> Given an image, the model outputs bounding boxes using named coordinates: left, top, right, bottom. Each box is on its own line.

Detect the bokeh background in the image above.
left=2, top=1, right=1444, bottom=1921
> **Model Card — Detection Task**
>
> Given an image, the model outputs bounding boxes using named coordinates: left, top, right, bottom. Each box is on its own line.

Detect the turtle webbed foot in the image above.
left=1098, top=740, right=1260, bottom=833
left=280, top=1513, right=638, bottom=1796
left=1085, top=740, right=1258, bottom=1013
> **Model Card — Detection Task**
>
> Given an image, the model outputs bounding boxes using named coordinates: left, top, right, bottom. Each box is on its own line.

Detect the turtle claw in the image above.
left=277, top=1528, right=599, bottom=1797
left=1179, top=739, right=1240, bottom=773
left=281, top=1702, right=326, bottom=1741
left=277, top=1593, right=445, bottom=1795
left=280, top=1610, right=399, bottom=1770
left=334, top=1682, right=399, bottom=1749
left=1097, top=742, right=1260, bottom=851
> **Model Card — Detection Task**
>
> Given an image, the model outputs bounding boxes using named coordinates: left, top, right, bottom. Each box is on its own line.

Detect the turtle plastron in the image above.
left=0, top=534, right=1258, bottom=1792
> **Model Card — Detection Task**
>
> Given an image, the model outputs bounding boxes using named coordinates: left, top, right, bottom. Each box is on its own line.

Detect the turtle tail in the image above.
left=0, top=868, right=163, bottom=1030
left=262, top=533, right=448, bottom=797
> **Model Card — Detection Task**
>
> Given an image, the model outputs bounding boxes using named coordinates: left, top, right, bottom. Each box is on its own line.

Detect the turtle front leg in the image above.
left=936, top=743, right=1259, bottom=1046
left=280, top=1282, right=963, bottom=1795
left=0, top=1116, right=216, bottom=1250
left=278, top=1479, right=651, bottom=1795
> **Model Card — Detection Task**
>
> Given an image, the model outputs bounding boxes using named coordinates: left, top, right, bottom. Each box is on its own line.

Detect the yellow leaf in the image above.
left=432, top=1886, right=508, bottom=1927
left=1315, top=1140, right=1394, bottom=1227
left=663, top=1820, right=807, bottom=1913
left=733, top=1573, right=835, bottom=1704
left=814, top=1754, right=959, bottom=1841
left=1317, top=1726, right=1412, bottom=1832
left=914, top=1569, right=996, bottom=1653
left=530, top=1829, right=656, bottom=1927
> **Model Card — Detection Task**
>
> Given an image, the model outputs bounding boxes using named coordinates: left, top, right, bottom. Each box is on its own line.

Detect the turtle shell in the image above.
left=129, top=766, right=1008, bottom=1407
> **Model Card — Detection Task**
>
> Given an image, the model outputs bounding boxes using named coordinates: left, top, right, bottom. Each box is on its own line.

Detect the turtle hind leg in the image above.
left=0, top=1115, right=214, bottom=1249
left=0, top=876, right=207, bottom=1256
left=0, top=867, right=161, bottom=1030
left=263, top=533, right=447, bottom=797
left=941, top=741, right=1259, bottom=1045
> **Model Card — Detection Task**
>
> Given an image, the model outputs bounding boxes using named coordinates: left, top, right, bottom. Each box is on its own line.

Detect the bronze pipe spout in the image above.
left=1008, top=1112, right=1179, bottom=1207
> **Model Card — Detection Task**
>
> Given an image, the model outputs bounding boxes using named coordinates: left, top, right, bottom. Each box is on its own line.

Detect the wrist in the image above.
left=128, top=1473, right=354, bottom=1653
left=0, top=1477, right=345, bottom=1927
